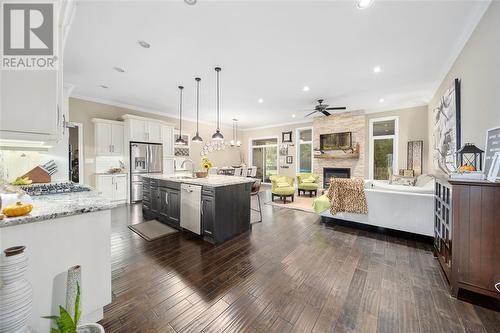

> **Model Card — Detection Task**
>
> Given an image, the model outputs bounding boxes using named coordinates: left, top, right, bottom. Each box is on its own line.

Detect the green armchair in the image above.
left=269, top=175, right=295, bottom=203
left=296, top=173, right=320, bottom=197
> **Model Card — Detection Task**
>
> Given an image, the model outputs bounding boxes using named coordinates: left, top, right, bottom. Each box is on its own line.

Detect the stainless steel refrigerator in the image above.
left=130, top=142, right=163, bottom=202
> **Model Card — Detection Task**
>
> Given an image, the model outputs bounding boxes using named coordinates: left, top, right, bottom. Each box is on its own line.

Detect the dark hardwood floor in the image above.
left=100, top=191, right=500, bottom=333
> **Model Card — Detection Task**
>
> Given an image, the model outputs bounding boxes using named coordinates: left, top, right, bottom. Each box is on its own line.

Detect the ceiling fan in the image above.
left=305, top=99, right=347, bottom=117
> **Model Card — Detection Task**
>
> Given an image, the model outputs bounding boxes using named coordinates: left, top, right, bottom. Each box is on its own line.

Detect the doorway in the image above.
left=68, top=122, right=84, bottom=184
left=249, top=137, right=278, bottom=183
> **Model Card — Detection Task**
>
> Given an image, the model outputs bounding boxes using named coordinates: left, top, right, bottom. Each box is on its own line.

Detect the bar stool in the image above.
left=251, top=179, right=262, bottom=224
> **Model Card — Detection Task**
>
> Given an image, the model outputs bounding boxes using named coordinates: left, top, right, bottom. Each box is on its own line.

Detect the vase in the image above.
left=66, top=265, right=82, bottom=319
left=77, top=323, right=105, bottom=333
left=0, top=245, right=33, bottom=333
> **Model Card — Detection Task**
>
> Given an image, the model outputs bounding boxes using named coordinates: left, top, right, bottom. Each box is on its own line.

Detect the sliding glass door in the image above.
left=250, top=138, right=278, bottom=183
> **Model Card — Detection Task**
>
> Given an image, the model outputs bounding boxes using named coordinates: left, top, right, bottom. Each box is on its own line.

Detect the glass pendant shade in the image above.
left=212, top=67, right=224, bottom=141
left=192, top=77, right=203, bottom=143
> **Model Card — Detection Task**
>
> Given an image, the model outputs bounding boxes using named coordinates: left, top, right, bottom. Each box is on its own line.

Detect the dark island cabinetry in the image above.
left=142, top=177, right=252, bottom=245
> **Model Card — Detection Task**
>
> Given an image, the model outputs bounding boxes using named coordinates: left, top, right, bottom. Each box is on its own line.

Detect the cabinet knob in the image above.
left=495, top=282, right=500, bottom=293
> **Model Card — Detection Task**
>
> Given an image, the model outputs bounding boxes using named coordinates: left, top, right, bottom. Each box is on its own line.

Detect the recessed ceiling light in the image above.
left=258, top=98, right=264, bottom=103
left=357, top=0, right=374, bottom=9
left=379, top=98, right=385, bottom=103
left=292, top=114, right=296, bottom=118
left=373, top=66, right=381, bottom=73
left=137, top=40, right=151, bottom=48
left=184, top=0, right=197, bottom=5
left=99, top=85, right=109, bottom=89
left=113, top=66, right=125, bottom=73
left=303, top=86, right=310, bottom=92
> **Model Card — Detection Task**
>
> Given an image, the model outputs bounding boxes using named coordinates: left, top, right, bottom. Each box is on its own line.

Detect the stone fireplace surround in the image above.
left=313, top=111, right=366, bottom=188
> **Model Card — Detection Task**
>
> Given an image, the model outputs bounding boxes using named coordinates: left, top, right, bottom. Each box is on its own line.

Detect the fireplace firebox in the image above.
left=323, top=167, right=351, bottom=189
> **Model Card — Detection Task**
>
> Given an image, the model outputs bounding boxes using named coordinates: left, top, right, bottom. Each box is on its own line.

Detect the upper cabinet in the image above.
left=0, top=0, right=75, bottom=143
left=122, top=115, right=174, bottom=145
left=92, top=119, right=124, bottom=156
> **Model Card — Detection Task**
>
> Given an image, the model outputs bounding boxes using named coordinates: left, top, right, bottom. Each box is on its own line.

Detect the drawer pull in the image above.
left=495, top=282, right=500, bottom=293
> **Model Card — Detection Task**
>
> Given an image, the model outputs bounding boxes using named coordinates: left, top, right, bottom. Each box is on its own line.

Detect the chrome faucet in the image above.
left=180, top=159, right=195, bottom=178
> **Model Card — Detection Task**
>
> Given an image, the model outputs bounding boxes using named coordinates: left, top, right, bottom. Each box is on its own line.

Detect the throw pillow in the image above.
left=302, top=177, right=315, bottom=183
left=390, top=175, right=416, bottom=186
left=277, top=182, right=290, bottom=188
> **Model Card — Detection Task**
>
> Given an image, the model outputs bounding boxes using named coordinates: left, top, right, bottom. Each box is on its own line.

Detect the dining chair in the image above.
left=248, top=166, right=257, bottom=177
left=233, top=168, right=242, bottom=176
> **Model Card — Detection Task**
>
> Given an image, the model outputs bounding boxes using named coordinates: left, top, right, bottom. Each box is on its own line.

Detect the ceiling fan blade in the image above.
left=325, top=107, right=347, bottom=110
left=321, top=110, right=331, bottom=116
left=304, top=110, right=318, bottom=117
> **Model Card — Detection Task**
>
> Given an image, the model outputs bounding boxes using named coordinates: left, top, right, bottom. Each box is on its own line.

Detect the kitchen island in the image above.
left=141, top=175, right=255, bottom=244
left=0, top=190, right=114, bottom=332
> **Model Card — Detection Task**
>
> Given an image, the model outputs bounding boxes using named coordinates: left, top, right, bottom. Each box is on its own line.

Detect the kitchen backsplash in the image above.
left=0, top=149, right=68, bottom=183
left=95, top=156, right=124, bottom=173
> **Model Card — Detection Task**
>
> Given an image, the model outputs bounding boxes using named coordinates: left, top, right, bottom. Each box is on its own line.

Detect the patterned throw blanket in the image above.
left=326, top=178, right=368, bottom=215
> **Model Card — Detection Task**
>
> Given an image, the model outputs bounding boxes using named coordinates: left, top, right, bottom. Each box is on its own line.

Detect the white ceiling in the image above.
left=64, top=0, right=489, bottom=129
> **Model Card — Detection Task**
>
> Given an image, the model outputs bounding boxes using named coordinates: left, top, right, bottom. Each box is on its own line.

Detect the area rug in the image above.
left=265, top=195, right=315, bottom=212
left=128, top=220, right=178, bottom=241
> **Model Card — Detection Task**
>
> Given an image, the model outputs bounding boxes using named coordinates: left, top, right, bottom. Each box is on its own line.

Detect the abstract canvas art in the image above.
left=407, top=140, right=423, bottom=176
left=433, top=79, right=461, bottom=174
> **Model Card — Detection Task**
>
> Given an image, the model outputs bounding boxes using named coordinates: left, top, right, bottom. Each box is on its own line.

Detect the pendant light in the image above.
left=192, top=77, right=203, bottom=143
left=235, top=119, right=241, bottom=147
left=230, top=118, right=241, bottom=147
left=211, top=67, right=224, bottom=141
left=230, top=119, right=236, bottom=147
left=175, top=86, right=187, bottom=145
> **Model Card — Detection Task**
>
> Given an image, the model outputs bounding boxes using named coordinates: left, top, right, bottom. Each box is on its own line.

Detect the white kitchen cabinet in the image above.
left=163, top=157, right=175, bottom=176
left=92, top=119, right=124, bottom=156
left=148, top=122, right=162, bottom=143
left=129, top=118, right=147, bottom=142
left=0, top=0, right=73, bottom=143
left=95, top=174, right=127, bottom=203
left=161, top=125, right=174, bottom=157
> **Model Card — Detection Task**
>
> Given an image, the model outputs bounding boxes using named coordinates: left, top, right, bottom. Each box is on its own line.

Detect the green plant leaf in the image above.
left=59, top=306, right=76, bottom=333
left=51, top=328, right=61, bottom=333
left=74, top=282, right=81, bottom=326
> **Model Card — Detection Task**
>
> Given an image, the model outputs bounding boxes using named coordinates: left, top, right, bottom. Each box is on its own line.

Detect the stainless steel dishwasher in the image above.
left=180, top=184, right=202, bottom=235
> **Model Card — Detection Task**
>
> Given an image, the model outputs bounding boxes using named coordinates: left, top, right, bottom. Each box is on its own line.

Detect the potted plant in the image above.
left=43, top=283, right=105, bottom=333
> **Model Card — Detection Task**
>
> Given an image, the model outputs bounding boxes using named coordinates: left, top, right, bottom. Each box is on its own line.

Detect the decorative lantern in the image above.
left=456, top=143, right=484, bottom=171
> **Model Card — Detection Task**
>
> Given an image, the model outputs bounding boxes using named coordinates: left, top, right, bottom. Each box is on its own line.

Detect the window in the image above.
left=296, top=128, right=313, bottom=173
left=250, top=137, right=278, bottom=183
left=369, top=117, right=398, bottom=180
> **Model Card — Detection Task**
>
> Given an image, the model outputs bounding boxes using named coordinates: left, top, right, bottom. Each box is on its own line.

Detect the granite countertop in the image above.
left=142, top=174, right=256, bottom=187
left=0, top=191, right=115, bottom=228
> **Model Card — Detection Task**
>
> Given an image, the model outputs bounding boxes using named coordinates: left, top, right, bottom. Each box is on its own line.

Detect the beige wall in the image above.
left=240, top=122, right=313, bottom=179
left=428, top=1, right=500, bottom=174
left=69, top=98, right=242, bottom=185
left=366, top=105, right=429, bottom=177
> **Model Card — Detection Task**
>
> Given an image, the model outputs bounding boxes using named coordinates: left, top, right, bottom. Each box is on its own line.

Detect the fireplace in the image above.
left=323, top=167, right=351, bottom=188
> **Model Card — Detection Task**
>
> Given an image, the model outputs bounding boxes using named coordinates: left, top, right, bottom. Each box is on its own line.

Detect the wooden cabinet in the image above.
left=92, top=119, right=124, bottom=155
left=95, top=174, right=127, bottom=203
left=159, top=184, right=181, bottom=228
left=435, top=178, right=500, bottom=300
left=142, top=179, right=252, bottom=245
left=201, top=194, right=215, bottom=239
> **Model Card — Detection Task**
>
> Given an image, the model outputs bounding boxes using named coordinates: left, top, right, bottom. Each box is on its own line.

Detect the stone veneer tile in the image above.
left=313, top=111, right=366, bottom=187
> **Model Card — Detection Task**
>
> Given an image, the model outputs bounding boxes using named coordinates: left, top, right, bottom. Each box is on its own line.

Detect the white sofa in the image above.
left=319, top=175, right=435, bottom=237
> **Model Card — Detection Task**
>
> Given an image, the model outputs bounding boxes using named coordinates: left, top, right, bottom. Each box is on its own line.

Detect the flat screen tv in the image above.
left=320, top=132, right=352, bottom=151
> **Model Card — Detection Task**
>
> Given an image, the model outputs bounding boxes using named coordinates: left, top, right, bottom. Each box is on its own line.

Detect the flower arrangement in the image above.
left=201, top=157, right=213, bottom=171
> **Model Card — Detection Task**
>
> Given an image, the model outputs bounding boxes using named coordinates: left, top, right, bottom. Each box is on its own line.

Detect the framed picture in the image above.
left=279, top=143, right=288, bottom=156
left=487, top=152, right=500, bottom=182
left=282, top=131, right=292, bottom=143
left=484, top=126, right=500, bottom=175
left=433, top=78, right=461, bottom=174
left=286, top=156, right=293, bottom=164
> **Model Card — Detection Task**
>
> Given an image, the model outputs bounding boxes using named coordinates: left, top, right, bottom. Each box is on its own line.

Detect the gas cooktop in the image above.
left=19, top=182, right=91, bottom=196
